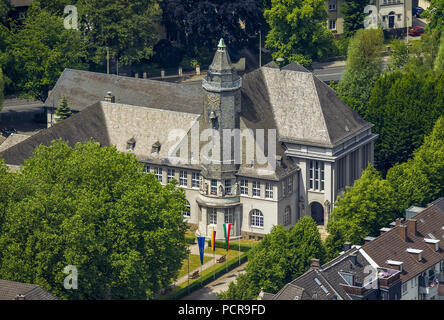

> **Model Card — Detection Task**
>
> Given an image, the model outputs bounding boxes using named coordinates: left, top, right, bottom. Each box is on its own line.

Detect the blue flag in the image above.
left=197, top=236, right=206, bottom=265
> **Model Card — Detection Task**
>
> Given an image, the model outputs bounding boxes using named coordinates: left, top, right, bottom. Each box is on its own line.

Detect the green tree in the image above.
left=0, top=0, right=10, bottom=25
left=366, top=70, right=444, bottom=174
left=0, top=68, right=4, bottom=113
left=386, top=116, right=444, bottom=212
left=336, top=28, right=384, bottom=115
left=389, top=39, right=409, bottom=70
left=325, top=165, right=398, bottom=257
left=220, top=217, right=325, bottom=300
left=264, top=0, right=335, bottom=67
left=341, top=0, right=367, bottom=38
left=0, top=140, right=188, bottom=300
left=422, top=0, right=444, bottom=32
left=55, top=95, right=73, bottom=122
left=4, top=9, right=87, bottom=100
left=403, top=29, right=441, bottom=74
left=434, top=33, right=444, bottom=72
left=76, top=0, right=162, bottom=67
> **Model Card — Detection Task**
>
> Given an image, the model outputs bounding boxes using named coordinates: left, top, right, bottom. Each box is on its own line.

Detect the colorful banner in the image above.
left=197, top=236, right=206, bottom=265
left=223, top=223, right=231, bottom=252
left=211, top=230, right=216, bottom=252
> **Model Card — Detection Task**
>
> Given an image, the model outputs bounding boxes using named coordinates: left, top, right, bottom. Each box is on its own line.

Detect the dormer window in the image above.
left=339, top=272, right=355, bottom=286
left=127, top=138, right=136, bottom=150
left=152, top=141, right=161, bottom=153
left=406, top=248, right=423, bottom=261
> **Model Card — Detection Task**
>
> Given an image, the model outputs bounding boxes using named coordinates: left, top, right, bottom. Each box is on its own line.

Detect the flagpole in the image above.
left=187, top=251, right=190, bottom=295
left=239, top=235, right=241, bottom=266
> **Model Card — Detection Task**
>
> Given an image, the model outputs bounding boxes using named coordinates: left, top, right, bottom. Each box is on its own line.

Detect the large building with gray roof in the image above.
left=0, top=39, right=377, bottom=239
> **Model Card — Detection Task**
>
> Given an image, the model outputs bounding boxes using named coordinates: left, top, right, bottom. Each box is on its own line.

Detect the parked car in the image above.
left=413, top=6, right=424, bottom=17
left=1, top=127, right=17, bottom=137
left=408, top=26, right=425, bottom=36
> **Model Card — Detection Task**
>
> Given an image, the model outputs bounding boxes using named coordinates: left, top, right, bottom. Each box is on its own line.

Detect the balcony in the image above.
left=377, top=268, right=401, bottom=288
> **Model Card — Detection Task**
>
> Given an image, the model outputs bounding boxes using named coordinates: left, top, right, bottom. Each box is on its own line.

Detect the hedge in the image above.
left=159, top=251, right=249, bottom=300
left=185, top=235, right=196, bottom=245
left=207, top=239, right=253, bottom=253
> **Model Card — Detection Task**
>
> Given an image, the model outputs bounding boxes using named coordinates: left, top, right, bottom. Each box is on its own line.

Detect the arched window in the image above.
left=250, top=209, right=264, bottom=228
left=284, top=206, right=291, bottom=226
left=182, top=201, right=191, bottom=218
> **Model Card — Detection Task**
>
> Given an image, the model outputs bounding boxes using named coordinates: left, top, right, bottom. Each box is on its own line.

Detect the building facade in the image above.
left=0, top=40, right=376, bottom=241
left=326, top=0, right=413, bottom=36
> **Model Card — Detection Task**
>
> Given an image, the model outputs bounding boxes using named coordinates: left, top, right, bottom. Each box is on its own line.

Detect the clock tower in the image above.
left=200, top=38, right=242, bottom=180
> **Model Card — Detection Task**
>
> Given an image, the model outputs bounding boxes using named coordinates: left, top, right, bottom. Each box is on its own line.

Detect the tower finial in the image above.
left=218, top=38, right=226, bottom=48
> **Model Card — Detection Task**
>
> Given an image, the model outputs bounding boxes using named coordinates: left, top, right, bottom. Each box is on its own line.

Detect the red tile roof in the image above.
left=362, top=198, right=444, bottom=283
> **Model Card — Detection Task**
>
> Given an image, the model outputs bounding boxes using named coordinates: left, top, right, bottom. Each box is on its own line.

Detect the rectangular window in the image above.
left=182, top=202, right=190, bottom=218
left=282, top=180, right=287, bottom=196
left=155, top=168, right=162, bottom=182
left=329, top=19, right=336, bottom=30
left=252, top=181, right=260, bottom=197
left=225, top=180, right=232, bottom=195
left=143, top=164, right=150, bottom=173
left=192, top=172, right=200, bottom=188
left=179, top=171, right=188, bottom=187
left=265, top=183, right=273, bottom=199
left=208, top=208, right=217, bottom=225
left=167, top=169, right=175, bottom=183
left=224, top=208, right=234, bottom=224
left=288, top=176, right=293, bottom=194
left=328, top=0, right=336, bottom=10
left=402, top=283, right=408, bottom=294
left=309, top=160, right=325, bottom=191
left=240, top=179, right=248, bottom=195
left=211, top=179, right=217, bottom=195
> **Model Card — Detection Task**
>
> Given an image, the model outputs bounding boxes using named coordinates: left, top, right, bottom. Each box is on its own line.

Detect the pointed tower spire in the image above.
left=203, top=38, right=241, bottom=92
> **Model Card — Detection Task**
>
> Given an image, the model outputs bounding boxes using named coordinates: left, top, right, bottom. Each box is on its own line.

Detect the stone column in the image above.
left=178, top=66, right=183, bottom=77
left=161, top=69, right=165, bottom=79
left=196, top=65, right=200, bottom=75
left=134, top=72, right=139, bottom=78
left=143, top=72, right=147, bottom=79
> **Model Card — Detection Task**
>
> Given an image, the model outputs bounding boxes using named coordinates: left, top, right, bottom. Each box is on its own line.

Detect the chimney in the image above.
left=350, top=253, right=358, bottom=266
left=395, top=218, right=403, bottom=226
left=424, top=239, right=440, bottom=252
left=407, top=219, right=417, bottom=237
left=310, top=258, right=320, bottom=269
left=398, top=225, right=407, bottom=242
left=344, top=242, right=352, bottom=252
left=406, top=248, right=423, bottom=261
left=104, top=91, right=115, bottom=103
left=14, top=294, right=25, bottom=300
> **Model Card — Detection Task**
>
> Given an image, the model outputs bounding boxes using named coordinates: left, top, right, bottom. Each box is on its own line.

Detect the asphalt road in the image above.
left=313, top=66, right=346, bottom=83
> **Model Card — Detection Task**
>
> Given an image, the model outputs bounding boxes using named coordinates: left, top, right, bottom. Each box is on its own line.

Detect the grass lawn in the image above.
left=177, top=254, right=212, bottom=279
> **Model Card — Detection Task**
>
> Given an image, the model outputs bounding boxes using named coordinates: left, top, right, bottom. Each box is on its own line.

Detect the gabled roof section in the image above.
left=0, top=279, right=58, bottom=300
left=45, top=69, right=203, bottom=114
left=361, top=198, right=444, bottom=283
left=0, top=101, right=199, bottom=166
left=243, top=64, right=372, bottom=148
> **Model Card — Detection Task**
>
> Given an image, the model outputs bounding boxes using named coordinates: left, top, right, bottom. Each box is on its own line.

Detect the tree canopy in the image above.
left=336, top=28, right=384, bottom=115
left=55, top=95, right=73, bottom=122
left=365, top=70, right=444, bottom=175
left=264, top=0, right=335, bottom=67
left=386, top=116, right=444, bottom=212
left=3, top=9, right=87, bottom=100
left=0, top=140, right=188, bottom=300
left=341, top=0, right=367, bottom=38
left=161, top=0, right=265, bottom=54
left=219, top=217, right=325, bottom=300
left=325, top=165, right=398, bottom=258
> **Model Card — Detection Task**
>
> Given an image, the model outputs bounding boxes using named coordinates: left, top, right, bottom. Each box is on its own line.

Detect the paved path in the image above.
left=181, top=262, right=247, bottom=300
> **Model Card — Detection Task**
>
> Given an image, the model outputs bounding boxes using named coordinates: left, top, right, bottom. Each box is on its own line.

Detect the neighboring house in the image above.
left=0, top=39, right=376, bottom=240
left=326, top=0, right=413, bottom=36
left=8, top=0, right=33, bottom=21
left=261, top=198, right=444, bottom=300
left=0, top=279, right=58, bottom=300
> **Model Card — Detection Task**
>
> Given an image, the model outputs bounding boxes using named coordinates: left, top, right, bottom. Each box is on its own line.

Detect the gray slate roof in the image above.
left=45, top=69, right=203, bottom=114
left=241, top=64, right=372, bottom=148
left=0, top=101, right=199, bottom=166
left=0, top=279, right=58, bottom=300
